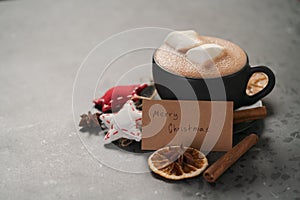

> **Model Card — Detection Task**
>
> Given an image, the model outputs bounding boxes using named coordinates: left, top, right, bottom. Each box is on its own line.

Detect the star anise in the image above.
left=148, top=146, right=208, bottom=180
left=79, top=111, right=101, bottom=128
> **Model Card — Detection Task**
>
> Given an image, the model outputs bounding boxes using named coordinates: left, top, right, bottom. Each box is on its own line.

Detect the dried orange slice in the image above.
left=148, top=146, right=208, bottom=180
left=247, top=72, right=268, bottom=96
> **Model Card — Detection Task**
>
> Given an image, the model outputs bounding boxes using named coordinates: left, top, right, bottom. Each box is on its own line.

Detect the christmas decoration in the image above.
left=93, top=84, right=148, bottom=113
left=100, top=100, right=142, bottom=144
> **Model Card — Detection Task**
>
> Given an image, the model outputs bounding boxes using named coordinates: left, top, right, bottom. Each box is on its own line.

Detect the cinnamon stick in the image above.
left=203, top=133, right=259, bottom=183
left=233, top=106, right=267, bottom=124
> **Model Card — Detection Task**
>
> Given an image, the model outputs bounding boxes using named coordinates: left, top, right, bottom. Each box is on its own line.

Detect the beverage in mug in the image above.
left=152, top=30, right=275, bottom=109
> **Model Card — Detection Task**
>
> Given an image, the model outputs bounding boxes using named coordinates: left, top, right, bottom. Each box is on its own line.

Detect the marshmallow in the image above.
left=164, top=30, right=203, bottom=52
left=186, top=44, right=224, bottom=64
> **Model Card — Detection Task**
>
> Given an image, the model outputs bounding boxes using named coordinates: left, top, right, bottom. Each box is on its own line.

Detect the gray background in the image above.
left=0, top=0, right=299, bottom=199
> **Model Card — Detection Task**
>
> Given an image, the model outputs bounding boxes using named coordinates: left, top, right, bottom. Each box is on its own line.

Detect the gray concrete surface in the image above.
left=0, top=0, right=299, bottom=199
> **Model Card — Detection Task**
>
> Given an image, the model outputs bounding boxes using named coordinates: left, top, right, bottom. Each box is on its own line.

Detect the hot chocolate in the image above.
left=152, top=30, right=275, bottom=108
left=154, top=36, right=247, bottom=79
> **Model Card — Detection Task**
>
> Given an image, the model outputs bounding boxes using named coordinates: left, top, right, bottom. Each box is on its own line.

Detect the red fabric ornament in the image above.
left=93, top=83, right=148, bottom=113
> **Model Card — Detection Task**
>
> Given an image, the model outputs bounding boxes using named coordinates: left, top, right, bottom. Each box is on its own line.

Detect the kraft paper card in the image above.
left=141, top=100, right=233, bottom=151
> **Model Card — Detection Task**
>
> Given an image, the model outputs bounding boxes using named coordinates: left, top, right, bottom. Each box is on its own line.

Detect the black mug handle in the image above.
left=244, top=65, right=276, bottom=105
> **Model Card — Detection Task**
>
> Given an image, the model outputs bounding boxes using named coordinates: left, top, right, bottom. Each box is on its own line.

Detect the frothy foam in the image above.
left=154, top=36, right=247, bottom=78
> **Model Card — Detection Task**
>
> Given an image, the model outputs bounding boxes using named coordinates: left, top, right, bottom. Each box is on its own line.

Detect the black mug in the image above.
left=152, top=54, right=275, bottom=109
